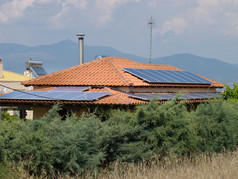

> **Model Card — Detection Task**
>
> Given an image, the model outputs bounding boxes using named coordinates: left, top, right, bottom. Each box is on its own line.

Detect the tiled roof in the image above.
left=22, top=57, right=224, bottom=88
left=0, top=70, right=31, bottom=81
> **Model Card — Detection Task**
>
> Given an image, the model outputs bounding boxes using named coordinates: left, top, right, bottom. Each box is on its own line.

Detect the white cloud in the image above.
left=93, top=0, right=140, bottom=27
left=47, top=0, right=88, bottom=28
left=225, top=12, right=238, bottom=36
left=48, top=0, right=140, bottom=28
left=155, top=17, right=188, bottom=36
left=156, top=0, right=238, bottom=36
left=0, top=0, right=34, bottom=23
left=37, top=0, right=57, bottom=4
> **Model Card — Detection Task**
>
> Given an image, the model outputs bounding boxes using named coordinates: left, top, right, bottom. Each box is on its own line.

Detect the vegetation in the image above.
left=222, top=82, right=238, bottom=101
left=0, top=96, right=238, bottom=177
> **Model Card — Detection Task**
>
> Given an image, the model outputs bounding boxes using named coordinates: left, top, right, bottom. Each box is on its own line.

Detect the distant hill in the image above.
left=0, top=40, right=145, bottom=74
left=0, top=40, right=237, bottom=85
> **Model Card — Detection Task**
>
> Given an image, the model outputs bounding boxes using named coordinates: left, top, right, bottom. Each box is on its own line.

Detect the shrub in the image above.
left=99, top=110, right=150, bottom=164
left=193, top=100, right=238, bottom=153
left=133, top=99, right=199, bottom=158
left=50, top=113, right=105, bottom=175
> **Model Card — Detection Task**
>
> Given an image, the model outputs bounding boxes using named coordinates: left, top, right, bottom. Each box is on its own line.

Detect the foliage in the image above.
left=133, top=99, right=199, bottom=158
left=193, top=100, right=238, bottom=153
left=50, top=113, right=105, bottom=175
left=100, top=110, right=149, bottom=164
left=1, top=110, right=20, bottom=121
left=1, top=99, right=238, bottom=176
left=222, top=82, right=238, bottom=101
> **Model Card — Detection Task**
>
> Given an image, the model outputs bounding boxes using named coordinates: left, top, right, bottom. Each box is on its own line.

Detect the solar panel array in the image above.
left=0, top=87, right=111, bottom=101
left=123, top=68, right=212, bottom=84
left=30, top=66, right=47, bottom=77
left=127, top=93, right=221, bottom=101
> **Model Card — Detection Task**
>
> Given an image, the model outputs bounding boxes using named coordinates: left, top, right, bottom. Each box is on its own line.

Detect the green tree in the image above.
left=222, top=82, right=238, bottom=101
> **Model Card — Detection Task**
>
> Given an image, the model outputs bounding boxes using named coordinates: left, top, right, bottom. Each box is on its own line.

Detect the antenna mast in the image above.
left=148, top=16, right=154, bottom=64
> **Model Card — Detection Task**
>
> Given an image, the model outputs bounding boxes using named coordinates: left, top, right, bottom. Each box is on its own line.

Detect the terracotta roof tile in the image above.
left=22, top=57, right=224, bottom=88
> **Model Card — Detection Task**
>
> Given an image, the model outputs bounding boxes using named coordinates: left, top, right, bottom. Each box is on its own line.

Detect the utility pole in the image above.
left=148, top=16, right=154, bottom=64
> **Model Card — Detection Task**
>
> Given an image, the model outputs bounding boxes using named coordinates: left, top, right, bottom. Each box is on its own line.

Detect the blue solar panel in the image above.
left=50, top=86, right=91, bottom=92
left=0, top=90, right=111, bottom=101
left=127, top=93, right=221, bottom=101
left=123, top=68, right=212, bottom=84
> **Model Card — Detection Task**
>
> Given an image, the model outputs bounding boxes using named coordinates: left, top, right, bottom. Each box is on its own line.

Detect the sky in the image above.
left=0, top=0, right=238, bottom=64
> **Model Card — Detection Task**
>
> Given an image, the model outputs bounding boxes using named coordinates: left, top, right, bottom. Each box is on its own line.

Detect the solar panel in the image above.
left=30, top=66, right=47, bottom=77
left=127, top=93, right=221, bottom=101
left=50, top=86, right=91, bottom=92
left=0, top=90, right=111, bottom=101
left=123, top=68, right=212, bottom=84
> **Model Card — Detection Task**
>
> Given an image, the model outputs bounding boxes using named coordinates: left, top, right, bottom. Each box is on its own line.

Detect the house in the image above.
left=0, top=59, right=32, bottom=93
left=0, top=59, right=32, bottom=119
left=0, top=57, right=224, bottom=119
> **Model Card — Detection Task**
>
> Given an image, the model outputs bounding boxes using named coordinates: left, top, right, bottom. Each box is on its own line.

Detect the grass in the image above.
left=99, top=150, right=238, bottom=179
left=3, top=150, right=238, bottom=179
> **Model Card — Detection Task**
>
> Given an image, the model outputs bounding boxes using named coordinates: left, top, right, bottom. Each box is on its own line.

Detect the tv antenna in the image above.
left=148, top=16, right=155, bottom=64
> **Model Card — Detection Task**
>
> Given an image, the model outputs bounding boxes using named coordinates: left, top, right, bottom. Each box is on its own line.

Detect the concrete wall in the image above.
left=33, top=106, right=51, bottom=119
left=6, top=109, right=33, bottom=120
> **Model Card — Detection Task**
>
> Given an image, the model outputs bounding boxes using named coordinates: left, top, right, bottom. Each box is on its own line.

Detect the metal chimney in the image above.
left=76, top=33, right=85, bottom=65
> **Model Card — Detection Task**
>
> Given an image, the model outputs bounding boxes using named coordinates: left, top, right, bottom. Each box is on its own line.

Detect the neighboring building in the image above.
left=0, top=59, right=32, bottom=93
left=0, top=57, right=224, bottom=119
left=0, top=59, right=32, bottom=119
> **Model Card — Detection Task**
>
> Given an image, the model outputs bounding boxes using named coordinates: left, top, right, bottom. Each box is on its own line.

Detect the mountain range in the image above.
left=0, top=40, right=237, bottom=86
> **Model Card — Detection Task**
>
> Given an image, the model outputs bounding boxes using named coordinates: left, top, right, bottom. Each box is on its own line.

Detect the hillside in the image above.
left=0, top=40, right=237, bottom=85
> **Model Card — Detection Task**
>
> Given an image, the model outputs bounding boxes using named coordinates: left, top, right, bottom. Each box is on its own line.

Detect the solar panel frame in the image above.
left=123, top=68, right=212, bottom=84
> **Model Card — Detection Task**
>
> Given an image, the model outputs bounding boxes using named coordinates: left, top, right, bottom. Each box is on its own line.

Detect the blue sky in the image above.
left=0, top=0, right=237, bottom=64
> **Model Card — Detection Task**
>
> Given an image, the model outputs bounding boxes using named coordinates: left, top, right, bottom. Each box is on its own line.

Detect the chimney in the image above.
left=76, top=33, right=85, bottom=65
left=0, top=59, right=3, bottom=79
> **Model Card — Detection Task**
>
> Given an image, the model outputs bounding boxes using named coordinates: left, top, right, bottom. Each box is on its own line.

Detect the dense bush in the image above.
left=1, top=99, right=238, bottom=177
left=193, top=101, right=238, bottom=153
left=133, top=99, right=199, bottom=158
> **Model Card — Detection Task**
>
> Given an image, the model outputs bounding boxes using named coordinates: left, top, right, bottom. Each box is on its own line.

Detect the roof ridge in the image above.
left=105, top=57, right=129, bottom=85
